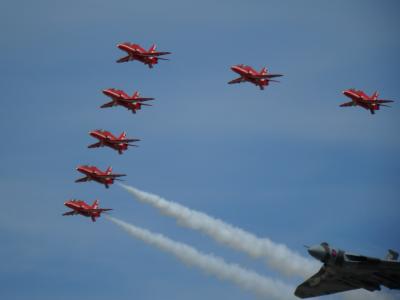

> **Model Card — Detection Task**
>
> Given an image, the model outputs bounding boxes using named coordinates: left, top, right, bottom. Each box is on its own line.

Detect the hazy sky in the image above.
left=1, top=1, right=399, bottom=299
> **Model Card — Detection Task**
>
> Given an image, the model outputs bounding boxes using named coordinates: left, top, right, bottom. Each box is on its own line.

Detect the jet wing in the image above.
left=100, top=101, right=116, bottom=108
left=87, top=208, right=113, bottom=213
left=339, top=101, right=355, bottom=107
left=106, top=138, right=140, bottom=144
left=248, top=73, right=283, bottom=79
left=228, top=77, right=245, bottom=84
left=75, top=177, right=90, bottom=183
left=135, top=97, right=154, bottom=102
left=116, top=55, right=131, bottom=63
left=294, top=266, right=358, bottom=298
left=137, top=51, right=171, bottom=57
left=62, top=210, right=79, bottom=216
left=373, top=100, right=394, bottom=104
left=97, top=174, right=126, bottom=178
left=88, top=142, right=102, bottom=148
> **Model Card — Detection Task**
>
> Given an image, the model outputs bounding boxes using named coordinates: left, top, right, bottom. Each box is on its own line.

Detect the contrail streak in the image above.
left=107, top=216, right=296, bottom=300
left=121, top=184, right=318, bottom=278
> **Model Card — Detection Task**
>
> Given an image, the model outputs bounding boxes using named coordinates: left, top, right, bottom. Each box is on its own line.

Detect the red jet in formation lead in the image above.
left=116, top=42, right=171, bottom=68
left=340, top=89, right=394, bottom=114
left=101, top=88, right=154, bottom=114
left=63, top=199, right=112, bottom=222
left=228, top=64, right=283, bottom=90
left=88, top=130, right=140, bottom=155
left=75, top=165, right=126, bottom=188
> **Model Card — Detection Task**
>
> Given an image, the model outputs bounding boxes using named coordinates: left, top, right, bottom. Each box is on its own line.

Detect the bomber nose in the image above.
left=308, top=245, right=326, bottom=261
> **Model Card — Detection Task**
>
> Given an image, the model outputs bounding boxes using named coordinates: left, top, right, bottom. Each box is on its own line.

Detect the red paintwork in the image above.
left=228, top=64, right=283, bottom=90
left=340, top=89, right=394, bottom=114
left=88, top=129, right=140, bottom=155
left=116, top=42, right=171, bottom=68
left=101, top=88, right=154, bottom=114
left=75, top=165, right=126, bottom=188
left=63, top=199, right=112, bottom=222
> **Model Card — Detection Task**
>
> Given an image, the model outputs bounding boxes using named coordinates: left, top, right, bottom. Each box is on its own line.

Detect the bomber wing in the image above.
left=294, top=266, right=358, bottom=298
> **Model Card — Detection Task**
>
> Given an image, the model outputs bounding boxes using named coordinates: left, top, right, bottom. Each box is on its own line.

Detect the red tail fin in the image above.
left=260, top=67, right=267, bottom=75
left=372, top=91, right=379, bottom=100
left=148, top=44, right=156, bottom=53
left=132, top=91, right=139, bottom=98
left=92, top=200, right=99, bottom=209
left=106, top=166, right=112, bottom=175
left=119, top=131, right=127, bottom=140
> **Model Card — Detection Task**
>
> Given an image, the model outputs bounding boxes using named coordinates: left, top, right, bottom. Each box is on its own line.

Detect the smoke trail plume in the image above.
left=107, top=216, right=296, bottom=300
left=121, top=184, right=318, bottom=278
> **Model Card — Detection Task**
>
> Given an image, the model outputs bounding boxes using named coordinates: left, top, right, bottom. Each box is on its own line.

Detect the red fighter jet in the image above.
left=340, top=89, right=394, bottom=114
left=63, top=199, right=112, bottom=222
left=75, top=165, right=126, bottom=188
left=88, top=129, right=140, bottom=155
left=116, top=42, right=171, bottom=68
left=228, top=64, right=283, bottom=90
left=101, top=88, right=154, bottom=114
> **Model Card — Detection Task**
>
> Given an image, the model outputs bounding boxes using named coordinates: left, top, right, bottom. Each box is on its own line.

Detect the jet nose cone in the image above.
left=308, top=245, right=326, bottom=261
left=231, top=65, right=239, bottom=72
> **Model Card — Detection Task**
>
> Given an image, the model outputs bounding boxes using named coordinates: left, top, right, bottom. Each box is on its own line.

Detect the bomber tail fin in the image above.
left=386, top=249, right=399, bottom=261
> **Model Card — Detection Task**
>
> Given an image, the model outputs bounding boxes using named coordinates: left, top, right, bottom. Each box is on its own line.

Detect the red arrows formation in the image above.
left=63, top=41, right=395, bottom=222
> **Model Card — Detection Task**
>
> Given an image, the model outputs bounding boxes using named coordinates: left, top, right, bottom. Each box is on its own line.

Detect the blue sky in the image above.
left=0, top=0, right=399, bottom=299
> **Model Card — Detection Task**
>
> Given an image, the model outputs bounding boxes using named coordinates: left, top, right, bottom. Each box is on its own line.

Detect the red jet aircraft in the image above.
left=88, top=129, right=140, bottom=155
left=75, top=165, right=126, bottom=188
left=340, top=89, right=394, bottom=114
left=116, top=42, right=171, bottom=68
left=101, top=88, right=154, bottom=114
left=63, top=199, right=112, bottom=222
left=228, top=64, right=283, bottom=90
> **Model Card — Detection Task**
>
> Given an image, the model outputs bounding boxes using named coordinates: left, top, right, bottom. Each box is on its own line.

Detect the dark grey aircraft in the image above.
left=295, top=242, right=400, bottom=298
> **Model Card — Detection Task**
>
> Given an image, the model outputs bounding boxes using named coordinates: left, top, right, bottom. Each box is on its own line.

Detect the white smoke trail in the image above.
left=121, top=184, right=318, bottom=278
left=107, top=216, right=296, bottom=300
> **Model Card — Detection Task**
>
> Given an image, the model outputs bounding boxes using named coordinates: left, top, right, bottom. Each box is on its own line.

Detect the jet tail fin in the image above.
left=92, top=200, right=99, bottom=209
left=149, top=44, right=157, bottom=53
left=132, top=91, right=139, bottom=98
left=372, top=91, right=379, bottom=100
left=260, top=67, right=267, bottom=75
left=386, top=249, right=399, bottom=261
left=119, top=131, right=127, bottom=140
left=106, top=166, right=112, bottom=175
